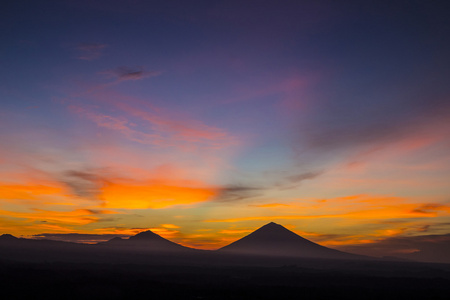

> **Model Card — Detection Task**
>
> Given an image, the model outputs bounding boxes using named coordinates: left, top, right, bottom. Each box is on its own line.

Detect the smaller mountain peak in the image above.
left=101, top=236, right=124, bottom=245
left=98, top=236, right=126, bottom=246
left=0, top=234, right=18, bottom=240
left=110, top=237, right=123, bottom=241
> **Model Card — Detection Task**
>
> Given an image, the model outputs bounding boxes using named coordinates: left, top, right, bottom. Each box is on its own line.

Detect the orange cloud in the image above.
left=0, top=183, right=64, bottom=201
left=205, top=195, right=450, bottom=223
left=320, top=238, right=376, bottom=246
left=0, top=208, right=105, bottom=225
left=94, top=227, right=152, bottom=236
left=148, top=227, right=179, bottom=238
left=290, top=228, right=408, bottom=247
left=161, top=223, right=180, bottom=229
left=100, top=180, right=218, bottom=209
left=219, top=229, right=253, bottom=234
left=251, top=203, right=291, bottom=208
left=175, top=232, right=238, bottom=249
left=411, top=203, right=450, bottom=215
left=205, top=215, right=323, bottom=223
left=30, top=224, right=78, bottom=233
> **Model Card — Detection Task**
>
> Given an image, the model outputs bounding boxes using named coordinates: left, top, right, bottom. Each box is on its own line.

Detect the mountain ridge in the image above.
left=0, top=223, right=367, bottom=260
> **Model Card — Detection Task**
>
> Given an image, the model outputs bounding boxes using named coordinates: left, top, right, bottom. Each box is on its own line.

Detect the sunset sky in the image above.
left=1, top=0, right=449, bottom=257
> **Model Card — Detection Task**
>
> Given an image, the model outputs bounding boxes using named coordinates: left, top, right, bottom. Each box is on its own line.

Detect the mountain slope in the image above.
left=101, top=230, right=192, bottom=252
left=219, top=222, right=364, bottom=260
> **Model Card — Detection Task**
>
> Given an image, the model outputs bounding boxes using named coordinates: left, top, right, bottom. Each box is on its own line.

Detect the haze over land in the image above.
left=1, top=0, right=450, bottom=261
left=1, top=222, right=449, bottom=264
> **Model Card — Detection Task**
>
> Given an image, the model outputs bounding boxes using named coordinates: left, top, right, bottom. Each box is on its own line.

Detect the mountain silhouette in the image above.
left=101, top=230, right=192, bottom=252
left=0, top=234, right=19, bottom=242
left=219, top=222, right=363, bottom=259
left=0, top=234, right=81, bottom=247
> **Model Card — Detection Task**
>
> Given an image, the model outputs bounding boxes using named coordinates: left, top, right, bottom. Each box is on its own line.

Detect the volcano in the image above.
left=102, top=230, right=192, bottom=252
left=219, top=222, right=363, bottom=260
left=0, top=234, right=19, bottom=242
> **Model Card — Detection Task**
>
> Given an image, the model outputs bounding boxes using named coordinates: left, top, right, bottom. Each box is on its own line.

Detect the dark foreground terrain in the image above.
left=1, top=258, right=450, bottom=300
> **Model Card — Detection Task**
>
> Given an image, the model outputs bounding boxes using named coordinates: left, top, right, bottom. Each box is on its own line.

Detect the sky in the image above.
left=1, top=0, right=450, bottom=259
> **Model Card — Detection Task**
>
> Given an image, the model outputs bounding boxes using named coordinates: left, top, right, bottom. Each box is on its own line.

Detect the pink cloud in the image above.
left=221, top=74, right=316, bottom=109
left=68, top=90, right=236, bottom=150
left=115, top=101, right=232, bottom=147
left=69, top=105, right=166, bottom=146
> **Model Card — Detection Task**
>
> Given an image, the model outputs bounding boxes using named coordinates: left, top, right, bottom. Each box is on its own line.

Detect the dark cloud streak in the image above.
left=61, top=169, right=105, bottom=199
left=213, top=185, right=263, bottom=202
left=100, top=66, right=161, bottom=82
left=212, top=170, right=324, bottom=202
left=279, top=170, right=324, bottom=190
left=32, top=233, right=130, bottom=244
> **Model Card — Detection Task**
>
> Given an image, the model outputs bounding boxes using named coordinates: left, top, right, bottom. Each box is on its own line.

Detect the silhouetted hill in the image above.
left=219, top=222, right=365, bottom=260
left=102, top=236, right=124, bottom=244
left=0, top=234, right=97, bottom=263
left=0, top=234, right=77, bottom=247
left=100, top=230, right=193, bottom=252
left=3, top=224, right=449, bottom=266
left=0, top=234, right=18, bottom=241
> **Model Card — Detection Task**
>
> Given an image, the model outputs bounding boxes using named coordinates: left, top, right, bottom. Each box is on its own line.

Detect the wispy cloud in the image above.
left=411, top=203, right=450, bottom=215
left=212, top=185, right=262, bottom=202
left=68, top=105, right=164, bottom=146
left=250, top=203, right=291, bottom=208
left=276, top=170, right=324, bottom=190
left=76, top=43, right=107, bottom=60
left=69, top=97, right=235, bottom=149
left=115, top=101, right=232, bottom=147
left=286, top=171, right=323, bottom=183
left=62, top=169, right=104, bottom=199
left=209, top=170, right=324, bottom=202
left=0, top=208, right=116, bottom=226
left=100, top=66, right=161, bottom=82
